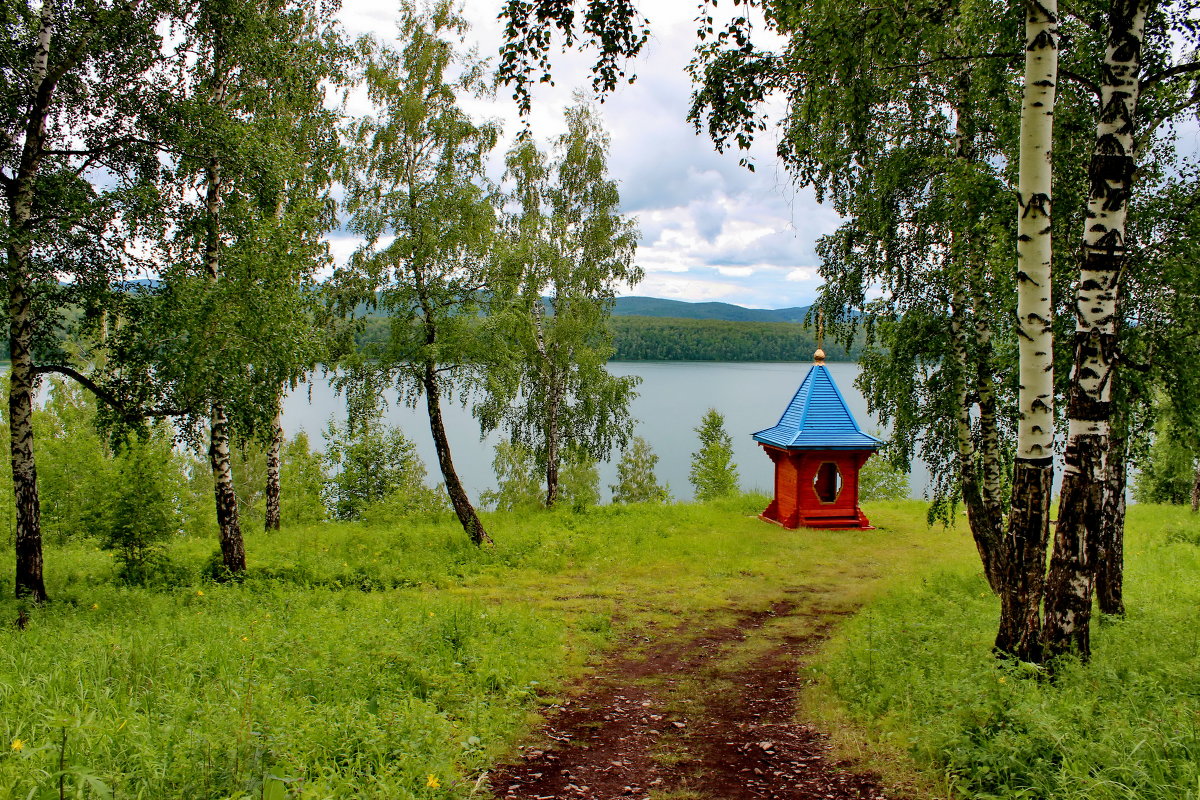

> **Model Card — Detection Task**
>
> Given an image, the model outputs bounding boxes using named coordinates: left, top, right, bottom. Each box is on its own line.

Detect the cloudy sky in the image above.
left=334, top=1, right=841, bottom=310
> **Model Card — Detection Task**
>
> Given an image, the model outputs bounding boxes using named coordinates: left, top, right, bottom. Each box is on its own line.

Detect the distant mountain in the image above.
left=612, top=296, right=812, bottom=324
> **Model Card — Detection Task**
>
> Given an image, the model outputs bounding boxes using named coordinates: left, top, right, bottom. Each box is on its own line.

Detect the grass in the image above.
left=0, top=496, right=972, bottom=799
left=3, top=498, right=1194, bottom=799
left=809, top=503, right=1200, bottom=800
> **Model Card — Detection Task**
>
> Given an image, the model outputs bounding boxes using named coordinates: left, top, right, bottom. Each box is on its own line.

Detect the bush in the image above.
left=323, top=416, right=437, bottom=521
left=558, top=445, right=600, bottom=512
left=97, top=431, right=184, bottom=585
left=482, top=440, right=543, bottom=511
left=689, top=408, right=739, bottom=501
left=858, top=455, right=909, bottom=501
left=1134, top=413, right=1198, bottom=504
left=611, top=436, right=670, bottom=504
left=483, top=440, right=600, bottom=511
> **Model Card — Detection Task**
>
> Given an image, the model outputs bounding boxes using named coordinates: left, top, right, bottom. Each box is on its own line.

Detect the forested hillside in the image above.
left=353, top=314, right=861, bottom=362
left=609, top=316, right=858, bottom=361
left=611, top=296, right=811, bottom=323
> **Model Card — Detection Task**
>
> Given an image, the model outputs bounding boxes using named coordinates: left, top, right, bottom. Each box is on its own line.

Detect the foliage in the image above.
left=280, top=433, right=332, bottom=526
left=1133, top=413, right=1198, bottom=505
left=479, top=99, right=640, bottom=507
left=611, top=436, right=670, bottom=504
left=689, top=409, right=739, bottom=501
left=816, top=504, right=1200, bottom=800
left=483, top=440, right=600, bottom=512
left=609, top=315, right=859, bottom=362
left=98, top=433, right=184, bottom=586
left=27, top=381, right=115, bottom=544
left=857, top=456, right=908, bottom=503
left=558, top=445, right=600, bottom=512
left=323, top=417, right=442, bottom=522
left=483, top=441, right=545, bottom=512
left=497, top=0, right=649, bottom=115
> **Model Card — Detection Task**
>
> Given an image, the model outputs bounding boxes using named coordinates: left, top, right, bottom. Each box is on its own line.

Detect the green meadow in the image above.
left=1, top=500, right=1197, bottom=799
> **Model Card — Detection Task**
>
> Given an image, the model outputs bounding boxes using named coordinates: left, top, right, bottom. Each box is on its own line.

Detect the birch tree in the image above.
left=0, top=0, right=171, bottom=601
left=340, top=0, right=496, bottom=545
left=480, top=101, right=641, bottom=507
left=1042, top=0, right=1147, bottom=661
left=996, top=0, right=1060, bottom=661
left=101, top=0, right=341, bottom=574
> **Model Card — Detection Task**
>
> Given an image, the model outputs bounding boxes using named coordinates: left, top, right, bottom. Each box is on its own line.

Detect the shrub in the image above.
left=689, top=408, right=739, bottom=501
left=482, top=440, right=543, bottom=511
left=323, top=416, right=436, bottom=521
left=98, top=431, right=184, bottom=585
left=611, top=436, right=670, bottom=504
left=859, top=455, right=909, bottom=501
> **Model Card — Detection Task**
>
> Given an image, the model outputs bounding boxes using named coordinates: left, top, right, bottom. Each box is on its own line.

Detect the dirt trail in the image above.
left=488, top=592, right=896, bottom=800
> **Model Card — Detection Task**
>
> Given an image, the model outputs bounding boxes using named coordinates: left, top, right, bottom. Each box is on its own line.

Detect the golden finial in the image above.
left=814, top=308, right=826, bottom=364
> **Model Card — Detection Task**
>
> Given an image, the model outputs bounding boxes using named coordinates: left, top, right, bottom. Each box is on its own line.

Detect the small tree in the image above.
left=483, top=439, right=600, bottom=511
left=100, top=433, right=184, bottom=586
left=559, top=445, right=600, bottom=512
left=858, top=456, right=908, bottom=502
left=689, top=409, right=739, bottom=501
left=323, top=417, right=437, bottom=522
left=482, top=441, right=543, bottom=511
left=611, top=436, right=669, bottom=504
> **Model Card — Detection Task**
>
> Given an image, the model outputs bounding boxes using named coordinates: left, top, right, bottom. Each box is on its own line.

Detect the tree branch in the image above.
left=1141, top=61, right=1200, bottom=92
left=32, top=364, right=183, bottom=420
left=1058, top=69, right=1101, bottom=101
left=886, top=51, right=1021, bottom=72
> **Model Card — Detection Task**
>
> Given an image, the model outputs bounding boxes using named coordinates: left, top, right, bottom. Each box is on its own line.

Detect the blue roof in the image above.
left=752, top=364, right=883, bottom=450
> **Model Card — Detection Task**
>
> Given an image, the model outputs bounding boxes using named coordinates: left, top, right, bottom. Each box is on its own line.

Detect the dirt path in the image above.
left=488, top=591, right=897, bottom=800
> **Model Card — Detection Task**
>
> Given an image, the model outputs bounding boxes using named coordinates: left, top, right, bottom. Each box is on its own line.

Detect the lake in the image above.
left=282, top=361, right=931, bottom=502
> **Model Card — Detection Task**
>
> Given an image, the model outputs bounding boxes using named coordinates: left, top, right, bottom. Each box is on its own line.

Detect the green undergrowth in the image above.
left=813, top=504, right=1200, bottom=800
left=0, top=497, right=971, bottom=799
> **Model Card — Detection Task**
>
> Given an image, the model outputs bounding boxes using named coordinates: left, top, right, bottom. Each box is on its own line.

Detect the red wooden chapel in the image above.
left=752, top=346, right=882, bottom=530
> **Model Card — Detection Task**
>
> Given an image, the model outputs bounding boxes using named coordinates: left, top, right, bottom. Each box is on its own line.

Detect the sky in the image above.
left=333, top=0, right=842, bottom=310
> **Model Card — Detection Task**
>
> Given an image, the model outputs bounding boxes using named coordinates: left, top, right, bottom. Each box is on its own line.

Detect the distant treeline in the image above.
left=611, top=316, right=860, bottom=361
left=355, top=314, right=861, bottom=362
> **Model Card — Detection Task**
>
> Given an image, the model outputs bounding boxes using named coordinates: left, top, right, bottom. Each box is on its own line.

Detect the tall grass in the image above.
left=816, top=504, right=1200, bottom=800
left=1, top=496, right=974, bottom=799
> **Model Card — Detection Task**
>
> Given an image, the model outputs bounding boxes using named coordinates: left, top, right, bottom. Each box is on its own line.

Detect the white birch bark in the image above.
left=997, top=0, right=1059, bottom=661
left=1043, top=0, right=1148, bottom=662
left=1014, top=0, right=1059, bottom=462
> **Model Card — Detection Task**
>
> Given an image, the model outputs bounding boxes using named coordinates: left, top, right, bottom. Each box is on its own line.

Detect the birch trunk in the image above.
left=1096, top=434, right=1126, bottom=615
left=202, top=42, right=245, bottom=573
left=7, top=2, right=54, bottom=601
left=544, top=384, right=562, bottom=507
left=951, top=290, right=1003, bottom=593
left=1192, top=459, right=1200, bottom=513
left=1043, top=0, right=1147, bottom=662
left=422, top=361, right=492, bottom=546
left=209, top=403, right=246, bottom=572
left=998, top=0, right=1058, bottom=660
left=264, top=402, right=283, bottom=531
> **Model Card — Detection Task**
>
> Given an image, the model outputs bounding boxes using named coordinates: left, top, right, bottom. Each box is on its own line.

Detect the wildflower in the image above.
left=90, top=603, right=98, bottom=610
left=426, top=774, right=440, bottom=788
left=428, top=612, right=435, bottom=618
left=998, top=676, right=1007, bottom=684
left=241, top=636, right=249, bottom=642
left=10, top=739, right=23, bottom=752
left=196, top=590, right=205, bottom=597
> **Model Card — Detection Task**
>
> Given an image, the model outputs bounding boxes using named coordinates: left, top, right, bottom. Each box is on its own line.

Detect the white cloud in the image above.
left=786, top=267, right=817, bottom=282
left=335, top=0, right=843, bottom=309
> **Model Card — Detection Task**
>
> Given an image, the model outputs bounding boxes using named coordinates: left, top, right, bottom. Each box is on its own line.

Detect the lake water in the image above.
left=282, top=361, right=931, bottom=502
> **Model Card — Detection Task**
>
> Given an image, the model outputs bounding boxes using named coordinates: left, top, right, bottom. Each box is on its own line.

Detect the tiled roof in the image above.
left=752, top=364, right=883, bottom=450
